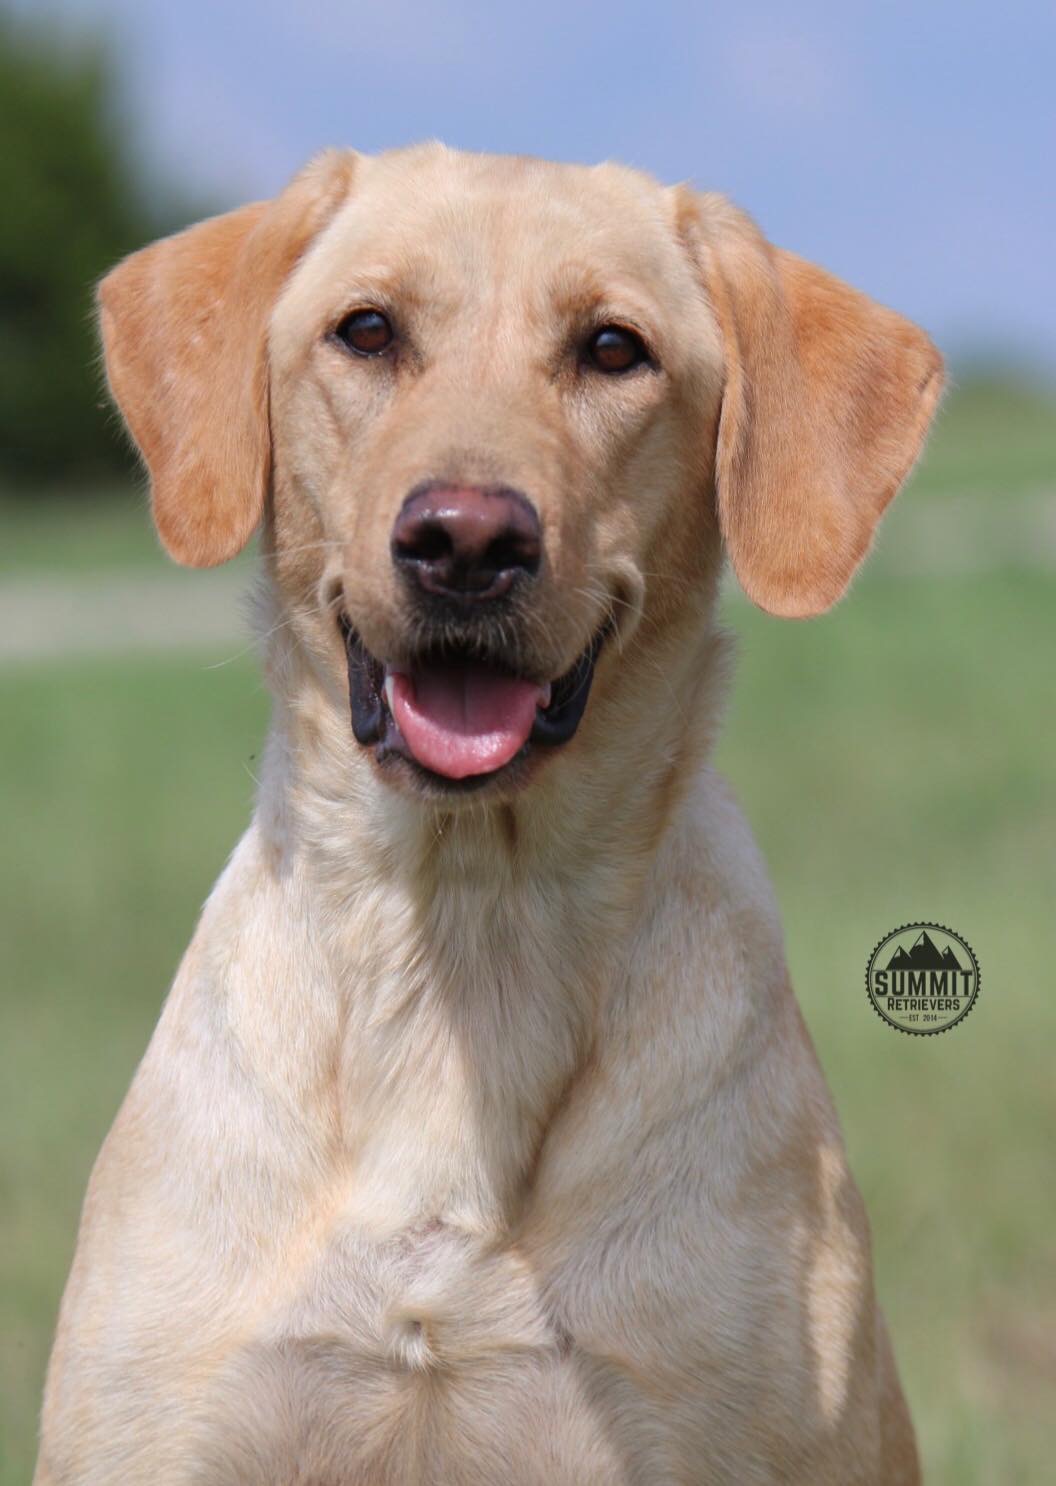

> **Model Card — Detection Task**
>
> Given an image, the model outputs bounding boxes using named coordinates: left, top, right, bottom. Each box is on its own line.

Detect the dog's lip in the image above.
left=339, top=618, right=606, bottom=787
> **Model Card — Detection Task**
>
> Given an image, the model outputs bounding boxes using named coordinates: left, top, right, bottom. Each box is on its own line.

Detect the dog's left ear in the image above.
left=676, top=190, right=944, bottom=617
left=98, top=150, right=356, bottom=567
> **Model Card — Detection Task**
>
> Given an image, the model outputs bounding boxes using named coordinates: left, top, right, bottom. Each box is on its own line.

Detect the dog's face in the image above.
left=266, top=149, right=722, bottom=793
left=98, top=144, right=942, bottom=801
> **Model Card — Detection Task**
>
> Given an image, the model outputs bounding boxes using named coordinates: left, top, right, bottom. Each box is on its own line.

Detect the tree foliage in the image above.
left=0, top=19, right=173, bottom=487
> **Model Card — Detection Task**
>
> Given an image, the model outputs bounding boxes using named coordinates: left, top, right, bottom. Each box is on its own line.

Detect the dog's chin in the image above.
left=339, top=618, right=607, bottom=800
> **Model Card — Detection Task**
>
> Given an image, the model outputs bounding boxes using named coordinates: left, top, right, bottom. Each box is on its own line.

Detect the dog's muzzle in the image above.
left=341, top=621, right=606, bottom=790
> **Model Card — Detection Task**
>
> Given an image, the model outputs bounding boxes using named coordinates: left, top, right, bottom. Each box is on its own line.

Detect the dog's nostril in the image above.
left=485, top=532, right=539, bottom=576
left=391, top=482, right=542, bottom=600
left=394, top=520, right=454, bottom=567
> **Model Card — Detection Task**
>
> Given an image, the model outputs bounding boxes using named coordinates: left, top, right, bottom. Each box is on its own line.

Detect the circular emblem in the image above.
left=865, top=923, right=979, bottom=1035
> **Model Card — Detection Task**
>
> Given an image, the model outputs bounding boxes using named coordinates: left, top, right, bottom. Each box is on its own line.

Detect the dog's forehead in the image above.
left=357, top=145, right=669, bottom=247
left=281, top=144, right=698, bottom=325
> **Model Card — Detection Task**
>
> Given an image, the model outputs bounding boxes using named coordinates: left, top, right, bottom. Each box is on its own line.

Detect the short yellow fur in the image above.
left=37, top=144, right=940, bottom=1485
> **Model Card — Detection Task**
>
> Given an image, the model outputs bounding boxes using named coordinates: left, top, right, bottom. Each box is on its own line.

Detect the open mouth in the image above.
left=340, top=620, right=605, bottom=789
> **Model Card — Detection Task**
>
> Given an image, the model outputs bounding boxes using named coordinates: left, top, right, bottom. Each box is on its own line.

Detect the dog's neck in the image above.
left=249, top=598, right=726, bottom=1235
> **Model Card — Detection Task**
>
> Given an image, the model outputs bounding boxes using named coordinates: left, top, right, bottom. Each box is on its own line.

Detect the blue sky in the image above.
left=22, top=0, right=1056, bottom=372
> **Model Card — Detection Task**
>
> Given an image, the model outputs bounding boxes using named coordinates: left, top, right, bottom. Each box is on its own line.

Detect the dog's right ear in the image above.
left=98, top=151, right=355, bottom=567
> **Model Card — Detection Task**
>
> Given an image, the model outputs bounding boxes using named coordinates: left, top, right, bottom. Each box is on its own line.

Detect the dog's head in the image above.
left=98, top=145, right=941, bottom=800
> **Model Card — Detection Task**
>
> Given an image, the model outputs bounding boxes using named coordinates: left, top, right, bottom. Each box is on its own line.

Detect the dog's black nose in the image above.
left=391, top=483, right=542, bottom=601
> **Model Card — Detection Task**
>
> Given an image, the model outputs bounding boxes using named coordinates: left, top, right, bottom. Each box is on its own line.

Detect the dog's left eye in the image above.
left=584, top=325, right=650, bottom=374
left=334, top=309, right=394, bottom=356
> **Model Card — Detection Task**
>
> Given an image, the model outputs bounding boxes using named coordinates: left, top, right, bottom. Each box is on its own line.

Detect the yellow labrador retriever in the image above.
left=36, top=144, right=941, bottom=1484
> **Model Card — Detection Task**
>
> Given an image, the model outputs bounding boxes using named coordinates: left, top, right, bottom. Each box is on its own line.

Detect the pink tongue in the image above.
left=390, top=666, right=544, bottom=779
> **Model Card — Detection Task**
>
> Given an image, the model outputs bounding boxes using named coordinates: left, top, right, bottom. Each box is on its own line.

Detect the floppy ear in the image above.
left=677, top=191, right=943, bottom=617
left=98, top=150, right=356, bottom=567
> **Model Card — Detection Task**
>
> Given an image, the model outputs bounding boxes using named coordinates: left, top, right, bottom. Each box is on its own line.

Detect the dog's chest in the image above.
left=188, top=1218, right=636, bottom=1486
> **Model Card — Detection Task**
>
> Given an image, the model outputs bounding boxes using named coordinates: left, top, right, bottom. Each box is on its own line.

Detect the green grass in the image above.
left=0, top=652, right=270, bottom=1478
left=1, top=570, right=1053, bottom=1483
left=914, top=376, right=1056, bottom=498
left=718, top=574, right=1056, bottom=1484
left=0, top=485, right=259, bottom=579
left=0, top=486, right=162, bottom=576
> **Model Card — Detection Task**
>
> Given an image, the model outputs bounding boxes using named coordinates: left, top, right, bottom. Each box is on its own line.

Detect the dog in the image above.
left=35, top=143, right=942, bottom=1484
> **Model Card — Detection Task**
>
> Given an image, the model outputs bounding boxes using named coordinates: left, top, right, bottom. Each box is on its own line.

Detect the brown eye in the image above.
left=585, top=324, right=649, bottom=374
left=334, top=308, right=394, bottom=356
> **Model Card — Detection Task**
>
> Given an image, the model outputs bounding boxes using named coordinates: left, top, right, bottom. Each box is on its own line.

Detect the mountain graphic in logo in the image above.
left=887, top=930, right=961, bottom=972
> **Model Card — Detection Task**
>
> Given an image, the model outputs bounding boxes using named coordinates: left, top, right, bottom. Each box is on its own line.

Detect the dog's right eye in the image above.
left=333, top=309, right=394, bottom=357
left=583, top=324, right=651, bottom=375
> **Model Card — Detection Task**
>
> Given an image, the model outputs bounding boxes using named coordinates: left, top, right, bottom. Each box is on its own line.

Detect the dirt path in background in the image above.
left=0, top=571, right=253, bottom=662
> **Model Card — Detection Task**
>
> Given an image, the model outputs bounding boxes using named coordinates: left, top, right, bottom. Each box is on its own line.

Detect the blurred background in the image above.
left=1, top=2, right=1053, bottom=1481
